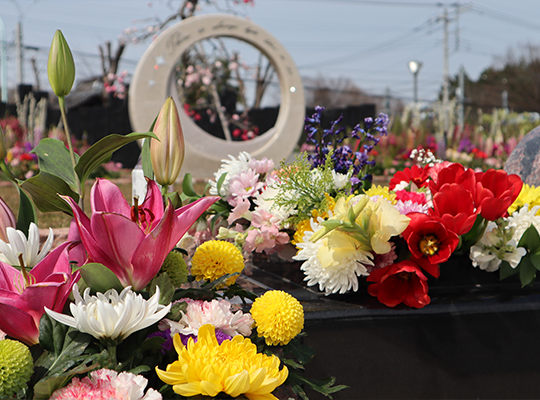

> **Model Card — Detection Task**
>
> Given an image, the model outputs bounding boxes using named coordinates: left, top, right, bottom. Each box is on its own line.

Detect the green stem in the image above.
left=0, top=160, right=18, bottom=184
left=107, top=343, right=117, bottom=368
left=161, top=184, right=169, bottom=197
left=58, top=96, right=83, bottom=209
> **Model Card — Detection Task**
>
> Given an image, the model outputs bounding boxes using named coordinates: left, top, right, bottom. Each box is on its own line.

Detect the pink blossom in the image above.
left=50, top=368, right=161, bottom=400
left=228, top=198, right=252, bottom=225
left=244, top=227, right=289, bottom=253
left=228, top=169, right=263, bottom=205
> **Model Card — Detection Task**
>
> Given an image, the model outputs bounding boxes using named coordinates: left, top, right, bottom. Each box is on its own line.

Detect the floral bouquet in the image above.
left=195, top=108, right=539, bottom=310
left=0, top=30, right=345, bottom=399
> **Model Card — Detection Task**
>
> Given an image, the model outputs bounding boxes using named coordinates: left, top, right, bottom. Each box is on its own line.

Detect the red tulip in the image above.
left=474, top=169, right=523, bottom=221
left=429, top=183, right=478, bottom=235
left=367, top=260, right=430, bottom=308
left=402, top=213, right=459, bottom=277
left=428, top=162, right=476, bottom=195
left=0, top=242, right=79, bottom=345
left=64, top=178, right=218, bottom=291
left=389, top=165, right=430, bottom=190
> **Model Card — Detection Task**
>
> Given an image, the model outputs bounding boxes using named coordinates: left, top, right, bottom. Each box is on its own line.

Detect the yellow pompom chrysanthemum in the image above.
left=251, top=290, right=304, bottom=346
left=156, top=324, right=288, bottom=399
left=508, top=183, right=540, bottom=215
left=191, top=240, right=244, bottom=285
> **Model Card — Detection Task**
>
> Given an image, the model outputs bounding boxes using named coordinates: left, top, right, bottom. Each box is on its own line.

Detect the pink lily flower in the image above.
left=64, top=178, right=218, bottom=291
left=0, top=242, right=79, bottom=345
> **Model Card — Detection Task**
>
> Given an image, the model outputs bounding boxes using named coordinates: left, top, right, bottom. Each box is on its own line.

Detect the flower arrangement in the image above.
left=0, top=30, right=345, bottom=399
left=192, top=108, right=539, bottom=311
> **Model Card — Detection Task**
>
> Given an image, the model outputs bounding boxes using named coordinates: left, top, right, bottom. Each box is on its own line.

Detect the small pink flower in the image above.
left=228, top=198, right=252, bottom=225
left=228, top=169, right=263, bottom=204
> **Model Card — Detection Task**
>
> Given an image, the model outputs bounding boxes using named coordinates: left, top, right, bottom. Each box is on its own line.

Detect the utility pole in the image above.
left=442, top=7, right=449, bottom=141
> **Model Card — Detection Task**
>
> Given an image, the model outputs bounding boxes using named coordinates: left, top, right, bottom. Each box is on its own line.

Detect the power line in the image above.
left=471, top=3, right=540, bottom=32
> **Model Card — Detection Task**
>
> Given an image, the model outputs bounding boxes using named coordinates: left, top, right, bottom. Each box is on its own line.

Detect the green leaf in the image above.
left=520, top=224, right=540, bottom=252
left=148, top=272, right=175, bottom=305
left=141, top=137, right=154, bottom=180
left=16, top=186, right=36, bottom=235
left=289, top=373, right=348, bottom=398
left=32, top=138, right=79, bottom=191
left=20, top=172, right=79, bottom=214
left=531, top=252, right=540, bottom=271
left=182, top=173, right=199, bottom=197
left=216, top=172, right=227, bottom=195
left=78, top=262, right=124, bottom=293
left=39, top=313, right=69, bottom=355
left=75, top=131, right=156, bottom=185
left=128, top=365, right=151, bottom=375
left=519, top=256, right=537, bottom=287
left=283, top=336, right=315, bottom=366
left=499, top=260, right=518, bottom=280
left=33, top=376, right=70, bottom=400
left=164, top=191, right=183, bottom=209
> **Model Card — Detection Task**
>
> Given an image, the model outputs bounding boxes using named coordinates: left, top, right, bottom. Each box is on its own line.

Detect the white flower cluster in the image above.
left=468, top=207, right=540, bottom=272
left=410, top=148, right=442, bottom=167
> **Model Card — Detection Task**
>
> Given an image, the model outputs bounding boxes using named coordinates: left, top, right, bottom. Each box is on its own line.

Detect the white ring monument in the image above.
left=129, top=14, right=305, bottom=178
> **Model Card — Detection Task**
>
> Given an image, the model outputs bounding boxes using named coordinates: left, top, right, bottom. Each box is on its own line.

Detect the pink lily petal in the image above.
left=30, top=242, right=71, bottom=281
left=0, top=303, right=40, bottom=345
left=0, top=262, right=20, bottom=292
left=89, top=213, right=145, bottom=287
left=141, top=179, right=165, bottom=223
left=172, top=197, right=219, bottom=248
left=91, top=178, right=131, bottom=216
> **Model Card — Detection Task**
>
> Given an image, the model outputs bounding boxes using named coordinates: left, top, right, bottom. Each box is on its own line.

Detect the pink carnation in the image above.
left=50, top=369, right=161, bottom=400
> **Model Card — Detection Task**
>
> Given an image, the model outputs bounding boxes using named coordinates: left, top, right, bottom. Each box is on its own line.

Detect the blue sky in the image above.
left=3, top=0, right=540, bottom=104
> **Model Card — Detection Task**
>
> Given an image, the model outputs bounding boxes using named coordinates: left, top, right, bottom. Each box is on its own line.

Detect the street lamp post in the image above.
left=408, top=60, right=423, bottom=103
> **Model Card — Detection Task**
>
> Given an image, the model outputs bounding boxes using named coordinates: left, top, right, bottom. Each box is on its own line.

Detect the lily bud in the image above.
left=151, top=97, right=185, bottom=186
left=47, top=30, right=75, bottom=97
left=0, top=196, right=16, bottom=243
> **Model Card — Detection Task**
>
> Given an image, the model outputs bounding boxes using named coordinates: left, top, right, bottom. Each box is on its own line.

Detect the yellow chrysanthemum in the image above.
left=251, top=290, right=304, bottom=346
left=191, top=240, right=244, bottom=285
left=365, top=185, right=397, bottom=204
left=156, top=324, right=288, bottom=399
left=292, top=219, right=312, bottom=246
left=509, top=183, right=540, bottom=215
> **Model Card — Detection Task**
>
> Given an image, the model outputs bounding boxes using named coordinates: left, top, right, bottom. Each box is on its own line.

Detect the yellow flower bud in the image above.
left=151, top=97, right=185, bottom=186
left=47, top=30, right=75, bottom=97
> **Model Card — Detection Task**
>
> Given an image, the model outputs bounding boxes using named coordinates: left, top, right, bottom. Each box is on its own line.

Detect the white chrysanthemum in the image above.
left=209, top=151, right=252, bottom=197
left=508, top=205, right=540, bottom=242
left=160, top=298, right=253, bottom=337
left=45, top=284, right=171, bottom=342
left=293, top=219, right=373, bottom=295
left=0, top=222, right=54, bottom=268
